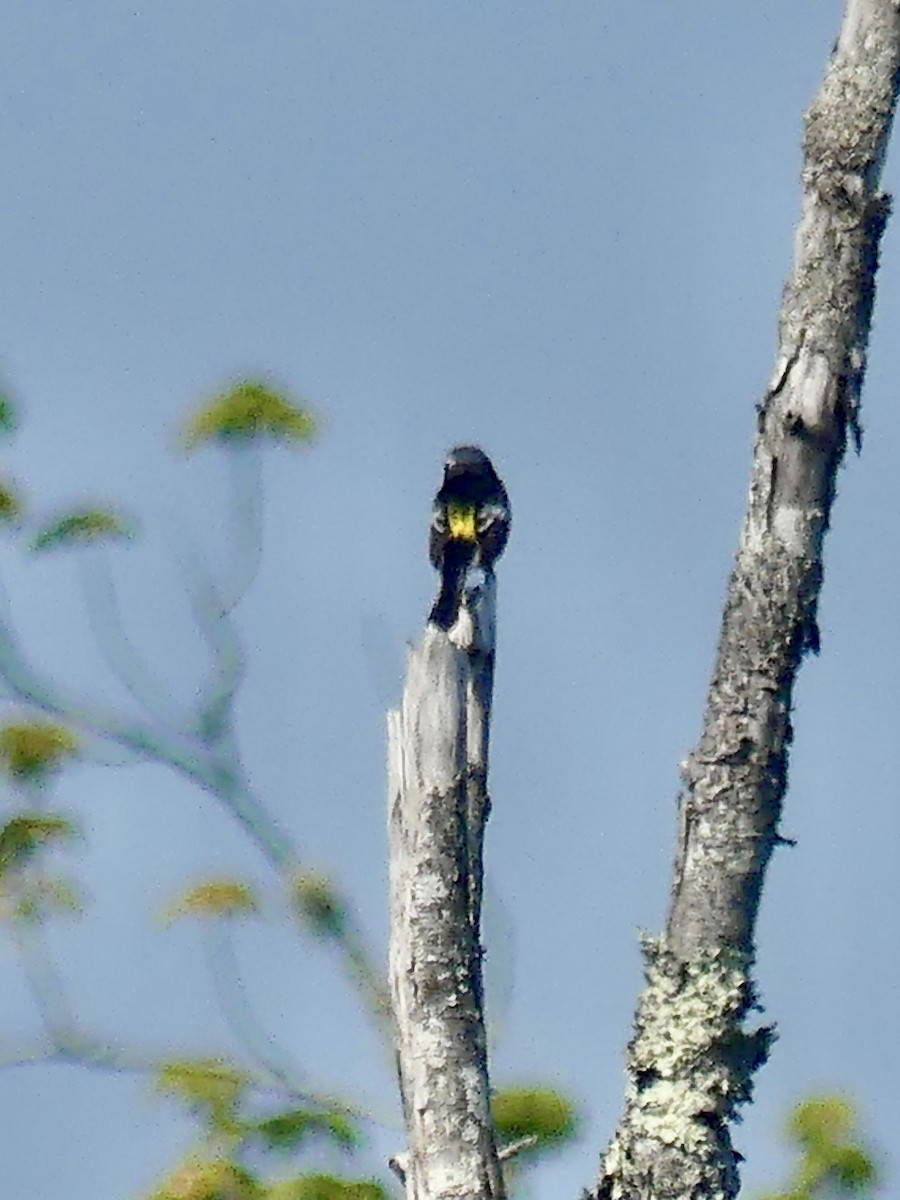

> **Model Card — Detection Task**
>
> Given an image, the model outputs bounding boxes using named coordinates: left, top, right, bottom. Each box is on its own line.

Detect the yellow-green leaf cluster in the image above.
left=156, top=1059, right=247, bottom=1133
left=164, top=879, right=259, bottom=923
left=492, top=1086, right=577, bottom=1151
left=251, top=1108, right=359, bottom=1155
left=266, top=1176, right=387, bottom=1200
left=182, top=382, right=315, bottom=451
left=0, top=477, right=21, bottom=523
left=147, top=1156, right=262, bottom=1200
left=0, top=395, right=18, bottom=436
left=0, top=813, right=79, bottom=874
left=0, top=722, right=78, bottom=781
left=291, top=874, right=346, bottom=939
left=32, top=507, right=133, bottom=551
left=759, top=1096, right=878, bottom=1200
left=0, top=873, right=84, bottom=923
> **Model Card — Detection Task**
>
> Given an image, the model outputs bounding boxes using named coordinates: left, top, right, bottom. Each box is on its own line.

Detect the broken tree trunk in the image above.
left=387, top=576, right=505, bottom=1200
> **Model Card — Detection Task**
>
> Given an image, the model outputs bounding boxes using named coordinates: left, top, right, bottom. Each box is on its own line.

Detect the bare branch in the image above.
left=0, top=462, right=390, bottom=1038
left=497, top=1135, right=540, bottom=1163
left=0, top=600, right=210, bottom=778
left=0, top=562, right=390, bottom=1031
left=220, top=442, right=265, bottom=614
left=597, top=4, right=900, bottom=1198
left=204, top=921, right=307, bottom=1096
left=77, top=549, right=183, bottom=727
left=336, top=912, right=394, bottom=1033
left=4, top=927, right=378, bottom=1118
left=0, top=574, right=299, bottom=870
left=0, top=1038, right=306, bottom=1104
left=387, top=576, right=503, bottom=1200
left=177, top=541, right=246, bottom=746
left=11, top=921, right=81, bottom=1052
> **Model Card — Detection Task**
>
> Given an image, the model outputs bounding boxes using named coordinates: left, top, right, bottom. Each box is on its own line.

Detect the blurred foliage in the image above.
left=146, top=1159, right=412, bottom=1200
left=0, top=393, right=18, bottom=436
left=148, top=1155, right=263, bottom=1200
left=182, top=381, right=315, bottom=451
left=0, top=813, right=79, bottom=875
left=0, top=812, right=82, bottom=924
left=32, top=506, right=133, bottom=551
left=759, top=1095, right=878, bottom=1200
left=265, top=1176, right=387, bottom=1200
left=248, top=1109, right=359, bottom=1156
left=0, top=872, right=84, bottom=923
left=290, top=874, right=346, bottom=940
left=5, top=384, right=389, bottom=1200
left=0, top=721, right=78, bottom=781
left=157, top=1059, right=248, bottom=1135
left=151, top=1056, right=371, bottom=1200
left=164, top=879, right=259, bottom=923
left=0, top=476, right=22, bottom=523
left=157, top=1056, right=361, bottom=1155
left=492, top=1086, right=577, bottom=1153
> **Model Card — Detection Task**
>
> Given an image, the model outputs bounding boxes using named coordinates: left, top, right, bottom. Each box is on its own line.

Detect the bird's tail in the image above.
left=429, top=542, right=472, bottom=630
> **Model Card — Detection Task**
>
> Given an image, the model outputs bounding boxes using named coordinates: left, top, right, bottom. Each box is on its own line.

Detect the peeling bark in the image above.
left=387, top=577, right=504, bottom=1200
left=597, top=3, right=900, bottom=1198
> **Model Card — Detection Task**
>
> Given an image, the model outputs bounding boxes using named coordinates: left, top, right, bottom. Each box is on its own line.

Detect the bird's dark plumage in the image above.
left=428, top=445, right=510, bottom=630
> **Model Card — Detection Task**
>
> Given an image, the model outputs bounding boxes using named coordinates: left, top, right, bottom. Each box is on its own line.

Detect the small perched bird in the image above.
left=429, top=445, right=511, bottom=630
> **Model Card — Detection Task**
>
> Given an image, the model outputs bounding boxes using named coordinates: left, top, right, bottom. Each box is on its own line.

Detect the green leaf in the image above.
left=0, top=722, right=78, bottom=780
left=789, top=1097, right=855, bottom=1150
left=264, top=1176, right=387, bottom=1200
left=492, top=1087, right=577, bottom=1150
left=764, top=1095, right=880, bottom=1200
left=156, top=1058, right=247, bottom=1132
left=252, top=1108, right=360, bottom=1155
left=0, top=813, right=80, bottom=874
left=32, top=507, right=133, bottom=552
left=0, top=477, right=22, bottom=523
left=148, top=1156, right=262, bottom=1200
left=0, top=872, right=84, bottom=923
left=182, top=381, right=316, bottom=451
left=163, top=878, right=259, bottom=923
left=0, top=395, right=19, bottom=436
left=290, top=874, right=346, bottom=939
left=830, top=1145, right=878, bottom=1192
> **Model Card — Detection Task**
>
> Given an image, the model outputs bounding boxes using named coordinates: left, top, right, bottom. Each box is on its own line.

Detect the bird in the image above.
left=428, top=445, right=511, bottom=630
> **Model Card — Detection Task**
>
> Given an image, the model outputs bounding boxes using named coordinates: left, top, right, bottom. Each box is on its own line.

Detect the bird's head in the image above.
left=443, top=444, right=496, bottom=480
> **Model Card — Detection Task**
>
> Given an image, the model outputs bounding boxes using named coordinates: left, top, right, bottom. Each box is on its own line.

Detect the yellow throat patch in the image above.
left=447, top=502, right=477, bottom=541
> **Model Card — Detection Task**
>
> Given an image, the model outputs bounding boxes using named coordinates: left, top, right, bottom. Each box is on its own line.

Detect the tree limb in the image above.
left=596, top=3, right=900, bottom=1197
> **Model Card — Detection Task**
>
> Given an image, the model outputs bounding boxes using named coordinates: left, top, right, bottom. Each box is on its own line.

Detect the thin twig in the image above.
left=0, top=1038, right=298, bottom=1102
left=338, top=916, right=393, bottom=1034
left=204, top=921, right=308, bottom=1096
left=77, top=548, right=183, bottom=727
left=221, top=442, right=264, bottom=614
left=11, top=921, right=81, bottom=1051
left=176, top=538, right=245, bottom=746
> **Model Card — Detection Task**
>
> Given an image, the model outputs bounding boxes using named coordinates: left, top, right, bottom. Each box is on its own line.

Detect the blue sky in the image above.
left=1, top=1, right=898, bottom=1197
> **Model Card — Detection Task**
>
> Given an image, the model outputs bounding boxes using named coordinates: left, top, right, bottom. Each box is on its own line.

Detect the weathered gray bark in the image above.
left=387, top=577, right=504, bottom=1200
left=597, top=2, right=900, bottom=1198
